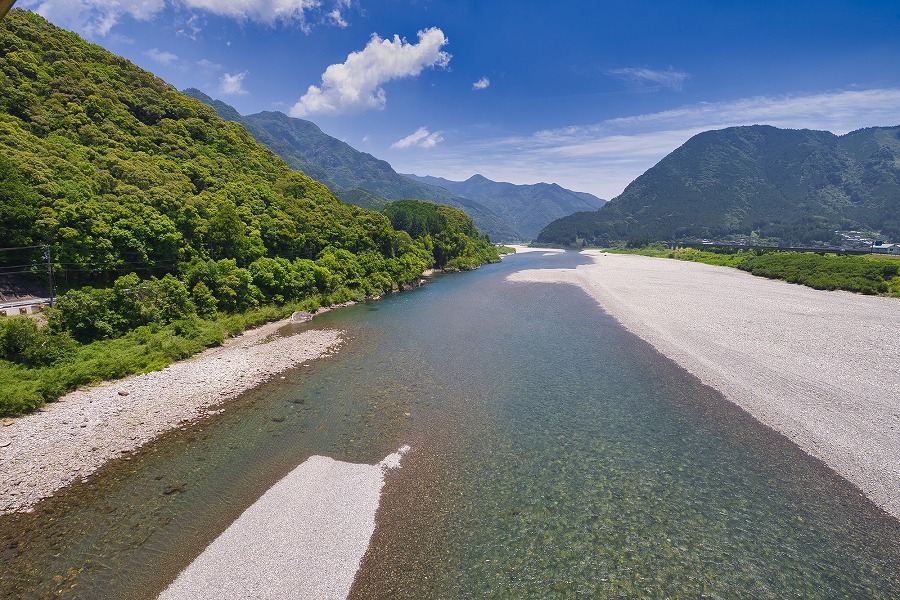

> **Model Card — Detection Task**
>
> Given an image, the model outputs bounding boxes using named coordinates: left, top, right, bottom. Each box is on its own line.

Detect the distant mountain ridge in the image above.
left=182, top=88, right=517, bottom=241
left=538, top=124, right=900, bottom=247
left=183, top=89, right=602, bottom=241
left=404, top=173, right=605, bottom=240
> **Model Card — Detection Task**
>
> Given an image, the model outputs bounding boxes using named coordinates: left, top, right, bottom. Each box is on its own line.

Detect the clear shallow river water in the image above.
left=1, top=250, right=898, bottom=598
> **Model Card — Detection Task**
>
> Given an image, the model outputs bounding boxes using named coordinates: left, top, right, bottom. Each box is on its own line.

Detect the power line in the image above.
left=0, top=244, right=46, bottom=252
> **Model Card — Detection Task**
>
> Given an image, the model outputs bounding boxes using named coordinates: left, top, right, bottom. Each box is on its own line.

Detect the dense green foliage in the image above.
left=382, top=199, right=501, bottom=270
left=612, top=246, right=900, bottom=297
left=0, top=304, right=301, bottom=415
left=539, top=125, right=900, bottom=247
left=182, top=89, right=520, bottom=241
left=407, top=173, right=605, bottom=241
left=0, top=10, right=501, bottom=414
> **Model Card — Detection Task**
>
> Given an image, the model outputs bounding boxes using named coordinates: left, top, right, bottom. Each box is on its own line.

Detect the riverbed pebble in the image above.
left=0, top=321, right=342, bottom=514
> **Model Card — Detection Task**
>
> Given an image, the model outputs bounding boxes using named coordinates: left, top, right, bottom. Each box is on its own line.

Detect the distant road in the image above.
left=0, top=298, right=51, bottom=310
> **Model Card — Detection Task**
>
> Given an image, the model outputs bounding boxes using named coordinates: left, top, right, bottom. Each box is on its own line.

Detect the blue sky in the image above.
left=18, top=0, right=900, bottom=199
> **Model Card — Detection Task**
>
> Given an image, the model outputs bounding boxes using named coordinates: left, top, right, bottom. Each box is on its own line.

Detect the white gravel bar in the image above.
left=159, top=447, right=410, bottom=600
left=508, top=250, right=900, bottom=519
left=0, top=320, right=342, bottom=514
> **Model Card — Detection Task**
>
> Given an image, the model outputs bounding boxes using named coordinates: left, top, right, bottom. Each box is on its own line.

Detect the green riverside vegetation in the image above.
left=610, top=246, right=900, bottom=297
left=0, top=10, right=500, bottom=416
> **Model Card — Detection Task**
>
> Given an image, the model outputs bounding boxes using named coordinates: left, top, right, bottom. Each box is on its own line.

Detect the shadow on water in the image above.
left=1, top=250, right=898, bottom=598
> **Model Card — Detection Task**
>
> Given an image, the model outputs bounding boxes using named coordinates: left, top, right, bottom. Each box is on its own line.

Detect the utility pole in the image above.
left=43, top=245, right=55, bottom=307
left=0, top=1, right=17, bottom=22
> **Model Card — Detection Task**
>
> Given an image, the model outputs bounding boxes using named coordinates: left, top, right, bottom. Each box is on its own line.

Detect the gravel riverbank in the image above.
left=509, top=251, right=900, bottom=519
left=160, top=447, right=410, bottom=600
left=0, top=320, right=342, bottom=515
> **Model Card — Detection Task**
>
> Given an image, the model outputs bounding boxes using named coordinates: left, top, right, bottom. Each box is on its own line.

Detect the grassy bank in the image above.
left=0, top=304, right=308, bottom=417
left=608, top=246, right=900, bottom=297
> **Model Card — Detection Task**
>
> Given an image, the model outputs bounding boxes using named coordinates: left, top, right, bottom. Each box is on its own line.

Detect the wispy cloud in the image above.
left=197, top=58, right=223, bottom=71
left=608, top=67, right=690, bottom=92
left=144, top=47, right=178, bottom=65
left=291, top=28, right=451, bottom=117
left=473, top=77, right=490, bottom=90
left=387, top=88, right=900, bottom=199
left=20, top=0, right=164, bottom=37
left=20, top=0, right=351, bottom=38
left=392, top=127, right=444, bottom=149
left=219, top=71, right=249, bottom=95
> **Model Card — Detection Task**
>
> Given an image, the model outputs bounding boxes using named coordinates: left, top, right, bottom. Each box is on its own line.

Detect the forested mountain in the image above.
left=182, top=89, right=519, bottom=241
left=0, top=9, right=498, bottom=326
left=404, top=173, right=605, bottom=240
left=538, top=124, right=900, bottom=247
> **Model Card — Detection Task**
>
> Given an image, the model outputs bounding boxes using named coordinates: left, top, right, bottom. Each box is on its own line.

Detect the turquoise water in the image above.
left=1, top=250, right=898, bottom=598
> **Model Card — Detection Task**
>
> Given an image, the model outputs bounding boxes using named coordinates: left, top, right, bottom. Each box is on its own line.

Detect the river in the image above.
left=1, top=250, right=898, bottom=598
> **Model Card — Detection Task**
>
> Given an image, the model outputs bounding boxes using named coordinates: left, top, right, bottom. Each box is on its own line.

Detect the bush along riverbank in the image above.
left=609, top=246, right=900, bottom=297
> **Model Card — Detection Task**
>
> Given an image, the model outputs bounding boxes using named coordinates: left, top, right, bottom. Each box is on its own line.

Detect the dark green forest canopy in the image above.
left=538, top=124, right=900, bottom=247
left=382, top=199, right=500, bottom=271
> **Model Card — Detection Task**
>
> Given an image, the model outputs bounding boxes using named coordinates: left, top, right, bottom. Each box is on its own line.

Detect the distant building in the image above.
left=871, top=242, right=899, bottom=255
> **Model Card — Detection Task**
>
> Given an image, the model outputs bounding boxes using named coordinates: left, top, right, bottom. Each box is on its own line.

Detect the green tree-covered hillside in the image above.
left=382, top=199, right=501, bottom=271
left=538, top=124, right=900, bottom=247
left=0, top=9, right=495, bottom=291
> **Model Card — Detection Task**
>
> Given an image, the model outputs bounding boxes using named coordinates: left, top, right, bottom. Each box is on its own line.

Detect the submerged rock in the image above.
left=290, top=311, right=314, bottom=323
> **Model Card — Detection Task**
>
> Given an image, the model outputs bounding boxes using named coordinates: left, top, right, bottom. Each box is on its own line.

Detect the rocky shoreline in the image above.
left=0, top=319, right=343, bottom=514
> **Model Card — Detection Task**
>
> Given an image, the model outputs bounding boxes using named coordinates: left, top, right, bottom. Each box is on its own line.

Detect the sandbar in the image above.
left=159, top=447, right=410, bottom=600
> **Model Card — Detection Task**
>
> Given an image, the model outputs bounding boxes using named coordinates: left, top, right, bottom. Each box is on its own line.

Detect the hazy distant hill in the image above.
left=404, top=173, right=606, bottom=240
left=182, top=89, right=519, bottom=241
left=538, top=124, right=900, bottom=247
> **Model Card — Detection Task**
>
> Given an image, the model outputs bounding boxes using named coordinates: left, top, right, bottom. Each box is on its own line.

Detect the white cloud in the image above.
left=327, top=9, right=348, bottom=27
left=387, top=88, right=900, bottom=199
left=21, top=0, right=165, bottom=37
left=144, top=47, right=179, bottom=65
left=608, top=67, right=690, bottom=91
left=473, top=77, right=490, bottom=90
left=176, top=14, right=204, bottom=39
left=197, top=58, right=223, bottom=71
left=392, top=127, right=444, bottom=149
left=219, top=71, right=249, bottom=95
left=291, top=27, right=451, bottom=117
left=20, top=0, right=348, bottom=38
left=179, top=0, right=320, bottom=25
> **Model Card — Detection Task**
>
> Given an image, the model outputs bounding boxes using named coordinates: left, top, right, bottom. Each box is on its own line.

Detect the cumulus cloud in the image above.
left=473, top=77, right=490, bottom=90
left=392, top=127, right=444, bottom=149
left=291, top=28, right=451, bottom=117
left=608, top=67, right=690, bottom=92
left=219, top=71, right=249, bottom=95
left=144, top=48, right=179, bottom=65
left=20, top=0, right=348, bottom=38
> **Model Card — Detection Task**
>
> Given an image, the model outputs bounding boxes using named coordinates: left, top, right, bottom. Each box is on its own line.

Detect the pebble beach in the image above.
left=0, top=320, right=342, bottom=515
